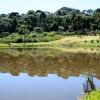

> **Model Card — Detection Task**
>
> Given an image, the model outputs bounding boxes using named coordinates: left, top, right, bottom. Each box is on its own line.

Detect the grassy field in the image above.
left=0, top=32, right=63, bottom=43
left=0, top=35, right=100, bottom=50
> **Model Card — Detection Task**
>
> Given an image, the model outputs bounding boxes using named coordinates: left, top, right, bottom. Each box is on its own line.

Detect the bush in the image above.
left=16, top=38, right=23, bottom=43
left=0, top=32, right=10, bottom=37
left=91, top=40, right=94, bottom=43
left=43, top=33, right=48, bottom=36
left=49, top=33, right=55, bottom=37
left=42, top=32, right=53, bottom=36
left=24, top=38, right=32, bottom=42
left=32, top=34, right=37, bottom=38
left=17, top=25, right=30, bottom=34
left=58, top=26, right=64, bottom=32
left=32, top=39, right=39, bottom=42
left=84, top=40, right=87, bottom=43
left=34, top=27, right=43, bottom=33
left=96, top=40, right=99, bottom=43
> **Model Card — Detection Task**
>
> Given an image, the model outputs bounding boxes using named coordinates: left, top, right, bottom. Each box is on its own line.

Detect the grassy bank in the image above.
left=0, top=32, right=63, bottom=43
left=84, top=90, right=100, bottom=100
left=0, top=34, right=100, bottom=49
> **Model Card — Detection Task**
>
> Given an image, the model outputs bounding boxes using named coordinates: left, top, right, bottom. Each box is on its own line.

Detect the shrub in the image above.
left=91, top=48, right=94, bottom=51
left=84, top=40, right=87, bottom=43
left=91, top=40, right=94, bottom=43
left=0, top=32, right=10, bottom=37
left=43, top=33, right=48, bottom=36
left=96, top=40, right=99, bottom=43
left=32, top=39, right=39, bottom=42
left=58, top=26, right=64, bottom=32
left=24, top=38, right=32, bottom=42
left=34, top=27, right=43, bottom=33
left=17, top=25, right=30, bottom=34
left=16, top=38, right=23, bottom=43
left=32, top=34, right=37, bottom=38
left=96, top=48, right=99, bottom=51
left=49, top=33, right=55, bottom=37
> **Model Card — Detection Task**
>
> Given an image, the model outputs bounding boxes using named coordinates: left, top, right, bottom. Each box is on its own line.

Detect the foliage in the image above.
left=84, top=90, right=100, bottom=100
left=0, top=32, right=62, bottom=43
left=34, top=27, right=43, bottom=33
left=0, top=7, right=100, bottom=43
left=16, top=25, right=30, bottom=34
left=0, top=7, right=99, bottom=34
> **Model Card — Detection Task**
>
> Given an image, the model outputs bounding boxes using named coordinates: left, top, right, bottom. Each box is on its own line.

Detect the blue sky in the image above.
left=0, top=0, right=100, bottom=14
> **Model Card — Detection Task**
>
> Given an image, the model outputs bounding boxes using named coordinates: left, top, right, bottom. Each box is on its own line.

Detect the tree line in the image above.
left=0, top=7, right=100, bottom=37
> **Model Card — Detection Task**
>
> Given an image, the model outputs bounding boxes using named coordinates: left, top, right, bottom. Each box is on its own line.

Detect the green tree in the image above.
left=9, top=12, right=20, bottom=32
left=16, top=24, right=30, bottom=34
left=91, top=24, right=98, bottom=32
left=0, top=17, right=11, bottom=34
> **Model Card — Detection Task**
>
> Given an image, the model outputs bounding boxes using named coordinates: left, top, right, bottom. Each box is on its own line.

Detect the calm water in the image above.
left=0, top=48, right=100, bottom=100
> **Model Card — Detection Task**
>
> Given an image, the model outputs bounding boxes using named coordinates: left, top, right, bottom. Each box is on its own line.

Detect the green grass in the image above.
left=84, top=90, right=100, bottom=100
left=0, top=32, right=63, bottom=43
left=0, top=34, right=100, bottom=50
left=77, top=40, right=100, bottom=47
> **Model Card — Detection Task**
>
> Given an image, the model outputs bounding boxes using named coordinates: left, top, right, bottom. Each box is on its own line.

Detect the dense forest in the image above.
left=0, top=7, right=100, bottom=43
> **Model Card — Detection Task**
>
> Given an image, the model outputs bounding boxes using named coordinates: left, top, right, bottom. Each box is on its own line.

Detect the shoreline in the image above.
left=0, top=35, right=100, bottom=53
left=0, top=46, right=100, bottom=54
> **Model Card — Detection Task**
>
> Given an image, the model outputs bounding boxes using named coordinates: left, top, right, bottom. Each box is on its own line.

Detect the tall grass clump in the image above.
left=91, top=40, right=94, bottom=43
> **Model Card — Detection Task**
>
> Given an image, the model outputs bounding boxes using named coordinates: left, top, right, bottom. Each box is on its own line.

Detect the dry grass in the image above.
left=50, top=35, right=99, bottom=44
left=0, top=35, right=99, bottom=49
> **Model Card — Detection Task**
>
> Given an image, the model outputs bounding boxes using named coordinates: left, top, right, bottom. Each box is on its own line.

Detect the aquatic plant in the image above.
left=84, top=90, right=100, bottom=100
left=81, top=72, right=96, bottom=93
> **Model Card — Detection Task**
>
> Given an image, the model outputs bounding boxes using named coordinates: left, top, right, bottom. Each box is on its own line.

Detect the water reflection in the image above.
left=0, top=73, right=84, bottom=100
left=0, top=48, right=100, bottom=100
left=0, top=48, right=100, bottom=79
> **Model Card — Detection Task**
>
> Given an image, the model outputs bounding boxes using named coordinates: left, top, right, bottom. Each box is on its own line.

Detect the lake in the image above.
left=0, top=48, right=100, bottom=100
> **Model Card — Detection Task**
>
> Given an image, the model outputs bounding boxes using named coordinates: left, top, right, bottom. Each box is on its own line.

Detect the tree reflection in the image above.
left=81, top=72, right=96, bottom=93
left=0, top=48, right=100, bottom=79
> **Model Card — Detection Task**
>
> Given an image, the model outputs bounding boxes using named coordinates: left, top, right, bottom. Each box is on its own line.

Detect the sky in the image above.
left=0, top=0, right=100, bottom=14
